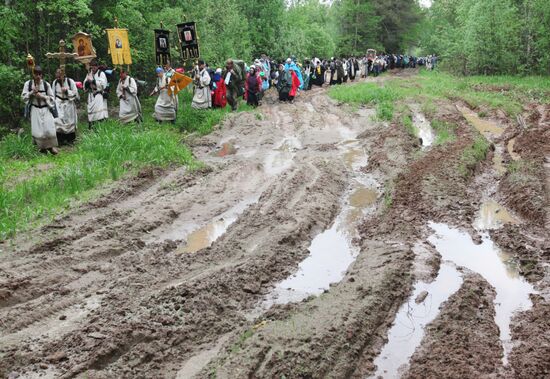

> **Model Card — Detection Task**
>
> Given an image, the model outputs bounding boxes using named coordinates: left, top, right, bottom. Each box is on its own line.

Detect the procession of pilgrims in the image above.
left=22, top=48, right=431, bottom=155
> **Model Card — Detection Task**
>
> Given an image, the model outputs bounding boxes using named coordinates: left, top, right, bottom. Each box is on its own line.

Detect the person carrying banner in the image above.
left=117, top=69, right=142, bottom=124
left=151, top=67, right=177, bottom=123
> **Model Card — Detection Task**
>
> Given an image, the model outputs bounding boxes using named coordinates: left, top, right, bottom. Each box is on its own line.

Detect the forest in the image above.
left=0, top=0, right=543, bottom=135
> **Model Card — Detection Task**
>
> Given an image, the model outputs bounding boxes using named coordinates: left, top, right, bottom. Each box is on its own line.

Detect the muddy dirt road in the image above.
left=1, top=72, right=549, bottom=378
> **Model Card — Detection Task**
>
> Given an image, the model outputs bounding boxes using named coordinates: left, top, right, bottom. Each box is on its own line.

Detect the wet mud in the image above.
left=1, top=72, right=549, bottom=379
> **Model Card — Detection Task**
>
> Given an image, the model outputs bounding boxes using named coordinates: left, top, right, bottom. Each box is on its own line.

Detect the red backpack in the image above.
left=212, top=79, right=227, bottom=108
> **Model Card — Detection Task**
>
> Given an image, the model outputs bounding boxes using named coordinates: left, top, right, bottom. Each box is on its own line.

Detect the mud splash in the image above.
left=474, top=199, right=520, bottom=230
left=457, top=105, right=504, bottom=137
left=215, top=142, right=238, bottom=157
left=412, top=112, right=434, bottom=148
left=263, top=137, right=302, bottom=176
left=370, top=263, right=463, bottom=379
left=507, top=138, right=521, bottom=161
left=492, top=150, right=507, bottom=176
left=428, top=222, right=536, bottom=364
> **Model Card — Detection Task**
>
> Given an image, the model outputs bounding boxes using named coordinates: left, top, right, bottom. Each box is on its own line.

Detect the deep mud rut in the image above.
left=1, top=71, right=549, bottom=379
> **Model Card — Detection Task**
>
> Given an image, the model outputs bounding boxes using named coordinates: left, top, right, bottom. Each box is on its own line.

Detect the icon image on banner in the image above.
left=177, top=22, right=200, bottom=60
left=154, top=29, right=171, bottom=66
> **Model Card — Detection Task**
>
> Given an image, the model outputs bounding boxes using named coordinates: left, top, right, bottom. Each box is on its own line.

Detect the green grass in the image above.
left=329, top=69, right=550, bottom=117
left=431, top=119, right=457, bottom=145
left=401, top=114, right=417, bottom=137
left=0, top=90, right=252, bottom=240
left=458, top=136, right=491, bottom=177
left=329, top=82, right=401, bottom=105
left=0, top=120, right=196, bottom=240
left=164, top=89, right=253, bottom=136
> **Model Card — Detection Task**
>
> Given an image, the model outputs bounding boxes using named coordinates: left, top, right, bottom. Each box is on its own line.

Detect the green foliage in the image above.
left=0, top=64, right=26, bottom=135
left=376, top=102, right=394, bottom=121
left=422, top=0, right=550, bottom=75
left=0, top=119, right=194, bottom=240
left=0, top=133, right=40, bottom=160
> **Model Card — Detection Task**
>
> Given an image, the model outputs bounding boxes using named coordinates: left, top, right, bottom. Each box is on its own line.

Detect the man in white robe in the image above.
left=116, top=69, right=142, bottom=124
left=191, top=60, right=211, bottom=109
left=151, top=67, right=177, bottom=123
left=84, top=60, right=109, bottom=128
left=52, top=68, right=79, bottom=144
left=21, top=66, right=59, bottom=154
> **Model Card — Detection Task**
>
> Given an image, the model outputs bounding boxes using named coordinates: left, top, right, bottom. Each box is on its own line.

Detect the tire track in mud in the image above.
left=0, top=89, right=372, bottom=378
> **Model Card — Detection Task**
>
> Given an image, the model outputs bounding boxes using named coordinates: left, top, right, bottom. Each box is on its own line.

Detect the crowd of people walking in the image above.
left=21, top=52, right=437, bottom=154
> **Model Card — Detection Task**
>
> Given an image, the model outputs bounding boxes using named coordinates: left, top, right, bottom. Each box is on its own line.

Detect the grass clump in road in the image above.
left=329, top=82, right=401, bottom=106
left=329, top=83, right=399, bottom=121
left=401, top=114, right=417, bottom=137
left=431, top=120, right=457, bottom=145
left=458, top=135, right=491, bottom=177
left=0, top=120, right=194, bottom=240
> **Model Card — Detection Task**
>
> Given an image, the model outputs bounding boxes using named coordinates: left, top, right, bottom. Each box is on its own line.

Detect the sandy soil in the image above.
left=0, top=71, right=548, bottom=379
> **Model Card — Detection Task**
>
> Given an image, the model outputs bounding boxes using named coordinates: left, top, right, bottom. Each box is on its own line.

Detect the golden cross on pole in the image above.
left=46, top=39, right=78, bottom=74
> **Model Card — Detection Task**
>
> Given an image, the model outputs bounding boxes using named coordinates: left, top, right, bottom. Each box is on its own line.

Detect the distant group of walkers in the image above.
left=21, top=52, right=437, bottom=154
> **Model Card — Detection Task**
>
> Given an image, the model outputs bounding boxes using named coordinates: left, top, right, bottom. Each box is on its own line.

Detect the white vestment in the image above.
left=153, top=73, right=177, bottom=121
left=52, top=78, right=79, bottom=135
left=191, top=68, right=211, bottom=109
left=85, top=71, right=109, bottom=122
left=21, top=80, right=58, bottom=149
left=117, top=77, right=142, bottom=123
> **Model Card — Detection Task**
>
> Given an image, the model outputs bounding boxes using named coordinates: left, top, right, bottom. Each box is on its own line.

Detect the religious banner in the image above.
left=106, top=28, right=132, bottom=65
left=177, top=21, right=200, bottom=60
left=167, top=72, right=193, bottom=96
left=72, top=32, right=96, bottom=63
left=154, top=29, right=171, bottom=66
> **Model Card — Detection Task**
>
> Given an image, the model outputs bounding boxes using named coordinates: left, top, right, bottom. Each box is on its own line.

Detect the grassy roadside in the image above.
left=0, top=90, right=250, bottom=240
left=329, top=69, right=550, bottom=117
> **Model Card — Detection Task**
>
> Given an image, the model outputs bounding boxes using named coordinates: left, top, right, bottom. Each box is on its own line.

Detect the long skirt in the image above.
left=247, top=91, right=259, bottom=107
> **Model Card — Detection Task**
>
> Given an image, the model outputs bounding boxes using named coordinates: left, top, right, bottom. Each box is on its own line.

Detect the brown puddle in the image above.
left=349, top=187, right=378, bottom=208
left=215, top=142, right=238, bottom=157
left=507, top=138, right=521, bottom=161
left=457, top=105, right=503, bottom=138
left=474, top=199, right=519, bottom=230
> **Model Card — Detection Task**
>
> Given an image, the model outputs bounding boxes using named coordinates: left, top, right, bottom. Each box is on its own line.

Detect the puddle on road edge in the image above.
left=371, top=222, right=536, bottom=377
left=370, top=262, right=463, bottom=379
left=474, top=199, right=520, bottom=230
left=428, top=222, right=536, bottom=365
left=457, top=105, right=504, bottom=138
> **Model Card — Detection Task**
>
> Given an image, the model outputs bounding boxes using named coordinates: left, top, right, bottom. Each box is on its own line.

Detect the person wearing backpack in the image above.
left=84, top=60, right=109, bottom=129
left=117, top=68, right=142, bottom=124
left=222, top=59, right=243, bottom=112
left=52, top=68, right=79, bottom=145
left=21, top=65, right=59, bottom=154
